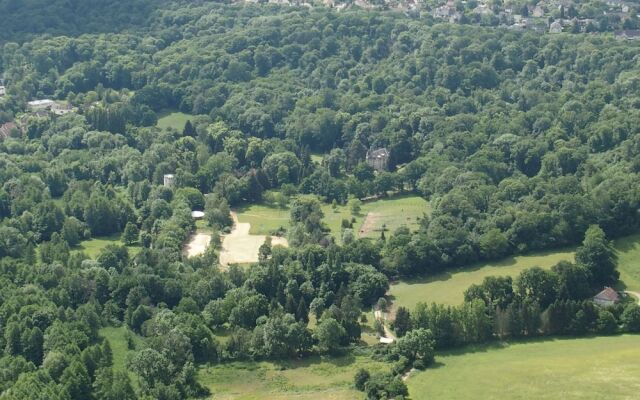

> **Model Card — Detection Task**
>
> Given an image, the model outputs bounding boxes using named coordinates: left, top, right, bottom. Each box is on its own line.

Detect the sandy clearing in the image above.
left=184, top=231, right=212, bottom=258
left=359, top=212, right=381, bottom=237
left=219, top=212, right=288, bottom=266
left=374, top=309, right=396, bottom=344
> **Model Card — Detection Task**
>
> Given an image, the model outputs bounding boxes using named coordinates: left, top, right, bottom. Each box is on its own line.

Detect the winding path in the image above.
left=624, top=291, right=640, bottom=304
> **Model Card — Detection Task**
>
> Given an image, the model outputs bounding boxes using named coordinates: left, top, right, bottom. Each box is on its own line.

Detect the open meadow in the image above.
left=157, top=111, right=194, bottom=130
left=72, top=234, right=141, bottom=259
left=198, top=354, right=390, bottom=400
left=235, top=194, right=430, bottom=242
left=390, top=233, right=640, bottom=308
left=406, top=335, right=640, bottom=399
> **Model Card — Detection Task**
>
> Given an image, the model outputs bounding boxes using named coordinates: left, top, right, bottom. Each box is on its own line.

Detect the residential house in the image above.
left=366, top=148, right=390, bottom=171
left=0, top=86, right=5, bottom=97
left=615, top=30, right=640, bottom=40
left=593, top=287, right=620, bottom=307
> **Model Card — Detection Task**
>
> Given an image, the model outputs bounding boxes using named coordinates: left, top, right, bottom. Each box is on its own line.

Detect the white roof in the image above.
left=191, top=211, right=205, bottom=219
left=28, top=99, right=54, bottom=106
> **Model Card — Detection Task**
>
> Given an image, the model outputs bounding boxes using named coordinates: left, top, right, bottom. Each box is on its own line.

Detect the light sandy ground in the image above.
left=625, top=291, right=640, bottom=304
left=219, top=212, right=288, bottom=266
left=184, top=231, right=212, bottom=258
left=359, top=212, right=380, bottom=237
left=374, top=309, right=396, bottom=344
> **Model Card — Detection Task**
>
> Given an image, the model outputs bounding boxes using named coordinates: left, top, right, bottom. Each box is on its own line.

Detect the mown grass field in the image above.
left=235, top=195, right=430, bottom=242
left=390, top=248, right=576, bottom=308
left=157, top=111, right=193, bottom=130
left=407, top=335, right=640, bottom=399
left=198, top=354, right=390, bottom=400
left=615, top=233, right=640, bottom=292
left=390, top=233, right=640, bottom=308
left=73, top=234, right=141, bottom=259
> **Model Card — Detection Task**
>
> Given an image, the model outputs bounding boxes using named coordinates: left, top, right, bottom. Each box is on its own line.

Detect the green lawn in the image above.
left=615, top=233, right=640, bottom=292
left=99, top=326, right=142, bottom=374
left=390, top=233, right=640, bottom=308
left=356, top=195, right=431, bottom=239
left=407, top=335, right=640, bottom=399
left=73, top=234, right=141, bottom=259
left=157, top=111, right=193, bottom=131
left=198, top=354, right=389, bottom=400
left=235, top=203, right=291, bottom=235
left=235, top=194, right=430, bottom=242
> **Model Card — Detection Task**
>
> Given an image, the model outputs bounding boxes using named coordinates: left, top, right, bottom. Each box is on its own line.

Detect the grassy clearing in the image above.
left=198, top=354, right=390, bottom=400
left=99, top=326, right=141, bottom=373
left=407, top=335, right=640, bottom=399
left=73, top=234, right=141, bottom=259
left=235, top=203, right=290, bottom=236
left=356, top=195, right=431, bottom=238
left=615, top=233, right=640, bottom=292
left=390, top=233, right=640, bottom=308
left=235, top=194, right=430, bottom=242
left=157, top=111, right=193, bottom=131
left=390, top=248, right=575, bottom=308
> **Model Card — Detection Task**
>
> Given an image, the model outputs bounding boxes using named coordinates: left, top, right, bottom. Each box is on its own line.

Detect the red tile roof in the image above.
left=594, top=287, right=620, bottom=302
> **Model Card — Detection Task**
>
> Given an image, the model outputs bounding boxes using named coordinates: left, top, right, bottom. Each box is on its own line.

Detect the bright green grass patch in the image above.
left=157, top=111, right=193, bottom=131
left=235, top=195, right=430, bottom=242
left=198, top=354, right=389, bottom=400
left=390, top=233, right=640, bottom=308
left=615, top=233, right=640, bottom=292
left=390, top=247, right=575, bottom=307
left=73, top=234, right=141, bottom=259
left=356, top=195, right=431, bottom=239
left=407, top=335, right=640, bottom=400
left=235, top=203, right=291, bottom=236
left=99, top=326, right=142, bottom=374
left=310, top=153, right=324, bottom=164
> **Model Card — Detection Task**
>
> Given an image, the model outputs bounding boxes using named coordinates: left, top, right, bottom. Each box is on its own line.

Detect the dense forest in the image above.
left=1, top=1, right=640, bottom=399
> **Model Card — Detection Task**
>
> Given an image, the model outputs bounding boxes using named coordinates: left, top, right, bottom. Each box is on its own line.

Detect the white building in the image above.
left=0, top=86, right=5, bottom=97
left=27, top=99, right=55, bottom=111
left=163, top=174, right=176, bottom=188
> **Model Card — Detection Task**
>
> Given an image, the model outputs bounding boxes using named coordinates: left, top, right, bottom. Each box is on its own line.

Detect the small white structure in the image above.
left=0, top=86, right=5, bottom=97
left=163, top=174, right=176, bottom=188
left=191, top=211, right=205, bottom=220
left=28, top=99, right=55, bottom=111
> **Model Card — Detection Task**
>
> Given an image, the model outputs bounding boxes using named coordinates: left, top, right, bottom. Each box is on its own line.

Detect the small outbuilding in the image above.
left=191, top=211, right=205, bottom=220
left=593, top=287, right=620, bottom=307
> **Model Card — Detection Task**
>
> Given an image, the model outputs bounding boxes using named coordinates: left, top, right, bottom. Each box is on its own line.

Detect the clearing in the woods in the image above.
left=389, top=233, right=640, bottom=308
left=157, top=111, right=193, bottom=130
left=197, top=354, right=391, bottom=400
left=234, top=194, right=430, bottom=242
left=218, top=212, right=288, bottom=266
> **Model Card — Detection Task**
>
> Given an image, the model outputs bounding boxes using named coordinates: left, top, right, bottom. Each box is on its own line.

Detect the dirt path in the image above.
left=183, top=231, right=212, bottom=258
left=374, top=309, right=396, bottom=344
left=219, top=212, right=288, bottom=266
left=625, top=291, right=640, bottom=304
left=359, top=212, right=381, bottom=237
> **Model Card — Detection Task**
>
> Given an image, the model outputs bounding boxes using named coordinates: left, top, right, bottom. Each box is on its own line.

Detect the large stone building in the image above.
left=366, top=148, right=390, bottom=171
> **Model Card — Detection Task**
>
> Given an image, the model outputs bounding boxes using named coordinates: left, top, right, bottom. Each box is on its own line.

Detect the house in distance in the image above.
left=593, top=287, right=621, bottom=307
left=366, top=147, right=390, bottom=171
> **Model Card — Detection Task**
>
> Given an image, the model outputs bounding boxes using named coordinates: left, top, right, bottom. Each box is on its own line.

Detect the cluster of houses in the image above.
left=27, top=99, right=76, bottom=116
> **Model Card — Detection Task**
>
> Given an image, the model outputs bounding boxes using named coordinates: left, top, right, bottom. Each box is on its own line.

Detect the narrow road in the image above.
left=374, top=309, right=396, bottom=343
left=624, top=291, right=640, bottom=304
